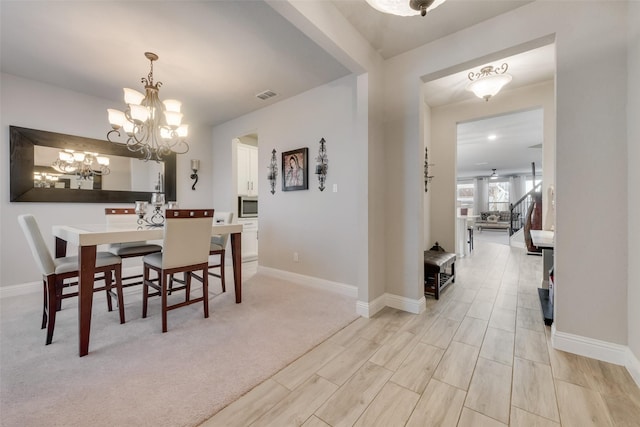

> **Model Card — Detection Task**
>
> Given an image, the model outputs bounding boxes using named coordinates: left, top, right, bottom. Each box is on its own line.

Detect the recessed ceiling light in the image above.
left=488, top=134, right=497, bottom=141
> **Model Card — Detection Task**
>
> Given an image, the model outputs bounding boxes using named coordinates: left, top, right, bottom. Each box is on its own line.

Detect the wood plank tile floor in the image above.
left=201, top=242, right=640, bottom=427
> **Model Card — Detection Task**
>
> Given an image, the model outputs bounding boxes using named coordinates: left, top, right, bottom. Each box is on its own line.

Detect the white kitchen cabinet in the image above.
left=237, top=143, right=258, bottom=196
left=238, top=218, right=258, bottom=261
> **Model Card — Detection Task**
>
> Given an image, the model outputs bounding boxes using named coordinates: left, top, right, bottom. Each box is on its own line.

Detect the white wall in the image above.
left=552, top=3, right=628, bottom=345
left=627, top=1, right=640, bottom=367
left=381, top=1, right=629, bottom=347
left=211, top=74, right=361, bottom=288
left=0, top=73, right=213, bottom=287
left=429, top=81, right=555, bottom=252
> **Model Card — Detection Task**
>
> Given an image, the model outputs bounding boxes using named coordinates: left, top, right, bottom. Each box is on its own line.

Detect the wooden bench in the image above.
left=424, top=250, right=456, bottom=300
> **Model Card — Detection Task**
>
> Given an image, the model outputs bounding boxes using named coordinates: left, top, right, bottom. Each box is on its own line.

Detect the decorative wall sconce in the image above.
left=190, top=159, right=199, bottom=190
left=268, top=149, right=278, bottom=195
left=315, top=138, right=328, bottom=191
left=424, top=147, right=434, bottom=192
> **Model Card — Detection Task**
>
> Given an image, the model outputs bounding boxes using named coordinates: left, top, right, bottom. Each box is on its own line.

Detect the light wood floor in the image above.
left=201, top=241, right=640, bottom=427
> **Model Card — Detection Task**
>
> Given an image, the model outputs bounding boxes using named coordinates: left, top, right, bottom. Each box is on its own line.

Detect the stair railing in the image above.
left=509, top=182, right=542, bottom=236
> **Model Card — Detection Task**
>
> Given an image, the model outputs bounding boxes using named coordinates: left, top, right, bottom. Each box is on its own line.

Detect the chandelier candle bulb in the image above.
left=107, top=109, right=126, bottom=128
left=163, top=99, right=182, bottom=113
left=164, top=111, right=183, bottom=127
left=130, top=104, right=150, bottom=123
left=123, top=88, right=145, bottom=105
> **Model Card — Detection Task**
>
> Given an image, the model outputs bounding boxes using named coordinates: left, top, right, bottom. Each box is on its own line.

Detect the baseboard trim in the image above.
left=626, top=347, right=640, bottom=388
left=552, top=325, right=640, bottom=387
left=551, top=325, right=628, bottom=365
left=0, top=281, right=41, bottom=298
left=385, top=293, right=426, bottom=315
left=356, top=294, right=386, bottom=318
left=356, top=293, right=426, bottom=318
left=257, top=266, right=358, bottom=298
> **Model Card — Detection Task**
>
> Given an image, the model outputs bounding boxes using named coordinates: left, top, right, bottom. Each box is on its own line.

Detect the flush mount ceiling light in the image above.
left=107, top=52, right=189, bottom=162
left=466, top=63, right=513, bottom=101
left=365, top=0, right=447, bottom=17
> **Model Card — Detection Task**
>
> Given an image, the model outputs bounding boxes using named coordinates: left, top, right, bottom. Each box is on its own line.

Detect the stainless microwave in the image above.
left=238, top=196, right=258, bottom=218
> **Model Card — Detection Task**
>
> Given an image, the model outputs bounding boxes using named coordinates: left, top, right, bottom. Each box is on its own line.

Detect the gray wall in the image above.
left=210, top=74, right=361, bottom=288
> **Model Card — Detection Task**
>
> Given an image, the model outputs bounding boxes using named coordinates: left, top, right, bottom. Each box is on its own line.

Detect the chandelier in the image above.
left=466, top=63, right=513, bottom=101
left=107, top=52, right=189, bottom=162
left=33, top=172, right=60, bottom=188
left=51, top=150, right=110, bottom=180
left=365, top=0, right=447, bottom=16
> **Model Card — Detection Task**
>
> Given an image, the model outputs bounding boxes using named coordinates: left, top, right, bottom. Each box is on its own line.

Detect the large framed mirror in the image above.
left=10, top=126, right=176, bottom=203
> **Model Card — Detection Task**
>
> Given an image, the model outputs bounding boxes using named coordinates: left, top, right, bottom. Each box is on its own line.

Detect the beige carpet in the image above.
left=0, top=273, right=358, bottom=427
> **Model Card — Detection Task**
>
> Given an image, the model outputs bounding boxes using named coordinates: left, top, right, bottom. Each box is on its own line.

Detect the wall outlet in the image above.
left=333, top=183, right=338, bottom=192
left=293, top=252, right=299, bottom=262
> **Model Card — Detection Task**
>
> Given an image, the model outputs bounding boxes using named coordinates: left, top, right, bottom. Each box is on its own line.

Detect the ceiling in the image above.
left=1, top=0, right=552, bottom=174
left=331, top=0, right=532, bottom=59
left=456, top=108, right=543, bottom=180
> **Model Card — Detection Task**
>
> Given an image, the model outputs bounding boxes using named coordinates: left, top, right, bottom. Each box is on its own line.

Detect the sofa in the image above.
left=475, top=211, right=514, bottom=231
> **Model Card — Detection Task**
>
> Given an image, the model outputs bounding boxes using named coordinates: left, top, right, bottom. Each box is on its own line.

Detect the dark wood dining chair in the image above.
left=141, top=209, right=214, bottom=332
left=105, top=207, right=162, bottom=271
left=18, top=214, right=125, bottom=345
left=187, top=211, right=234, bottom=293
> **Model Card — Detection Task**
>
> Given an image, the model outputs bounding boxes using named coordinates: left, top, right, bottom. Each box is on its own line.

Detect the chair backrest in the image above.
left=105, top=207, right=147, bottom=247
left=162, top=209, right=214, bottom=269
left=18, top=214, right=55, bottom=276
left=105, top=208, right=140, bottom=226
left=211, top=211, right=234, bottom=248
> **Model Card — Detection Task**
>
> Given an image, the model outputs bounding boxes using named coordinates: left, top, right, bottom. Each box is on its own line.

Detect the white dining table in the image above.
left=52, top=222, right=243, bottom=357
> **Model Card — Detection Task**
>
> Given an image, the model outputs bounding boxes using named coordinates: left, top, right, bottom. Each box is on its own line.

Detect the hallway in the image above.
left=203, top=240, right=640, bottom=426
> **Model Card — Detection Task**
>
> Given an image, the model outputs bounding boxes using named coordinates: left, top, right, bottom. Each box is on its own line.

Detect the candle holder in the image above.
left=268, top=149, right=278, bottom=195
left=315, top=138, right=328, bottom=191
left=135, top=195, right=165, bottom=227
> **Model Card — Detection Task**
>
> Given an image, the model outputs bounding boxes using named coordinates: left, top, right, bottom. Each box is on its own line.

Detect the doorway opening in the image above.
left=235, top=134, right=259, bottom=262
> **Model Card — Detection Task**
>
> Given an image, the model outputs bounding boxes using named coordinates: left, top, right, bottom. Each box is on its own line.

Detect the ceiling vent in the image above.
left=255, top=90, right=277, bottom=101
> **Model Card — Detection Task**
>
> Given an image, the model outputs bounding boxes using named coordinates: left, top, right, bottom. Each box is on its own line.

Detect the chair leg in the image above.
left=45, top=276, right=58, bottom=345
left=220, top=253, right=226, bottom=293
left=105, top=270, right=114, bottom=312
left=203, top=267, right=209, bottom=319
left=185, top=272, right=191, bottom=302
left=55, top=282, right=63, bottom=312
left=41, top=279, right=48, bottom=329
left=114, top=265, right=125, bottom=324
left=161, top=272, right=168, bottom=333
left=142, top=265, right=150, bottom=319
